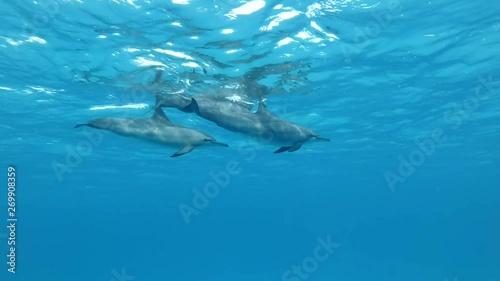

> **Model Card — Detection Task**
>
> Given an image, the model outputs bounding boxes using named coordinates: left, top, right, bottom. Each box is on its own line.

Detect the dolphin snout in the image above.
left=315, top=136, right=331, bottom=142
left=206, top=139, right=229, bottom=147
left=211, top=141, right=229, bottom=147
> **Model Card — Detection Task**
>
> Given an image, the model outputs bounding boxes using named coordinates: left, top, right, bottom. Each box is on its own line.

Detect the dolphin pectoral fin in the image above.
left=274, top=146, right=291, bottom=153
left=74, top=124, right=87, bottom=128
left=274, top=143, right=303, bottom=153
left=171, top=145, right=194, bottom=158
left=287, top=142, right=303, bottom=152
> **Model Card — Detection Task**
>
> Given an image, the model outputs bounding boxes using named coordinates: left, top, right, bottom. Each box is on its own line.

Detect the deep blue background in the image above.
left=1, top=0, right=499, bottom=281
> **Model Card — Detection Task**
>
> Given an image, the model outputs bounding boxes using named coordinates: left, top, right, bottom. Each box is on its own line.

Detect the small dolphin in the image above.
left=75, top=108, right=228, bottom=157
left=174, top=97, right=330, bottom=153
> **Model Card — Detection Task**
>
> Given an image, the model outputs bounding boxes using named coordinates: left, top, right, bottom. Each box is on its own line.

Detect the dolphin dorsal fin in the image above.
left=182, top=98, right=200, bottom=114
left=152, top=108, right=171, bottom=123
left=257, top=101, right=272, bottom=116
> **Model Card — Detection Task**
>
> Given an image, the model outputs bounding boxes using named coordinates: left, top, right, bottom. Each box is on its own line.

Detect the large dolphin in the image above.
left=157, top=94, right=330, bottom=153
left=75, top=107, right=228, bottom=157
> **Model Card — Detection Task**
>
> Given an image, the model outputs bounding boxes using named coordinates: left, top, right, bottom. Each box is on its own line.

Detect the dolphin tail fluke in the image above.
left=182, top=98, right=200, bottom=114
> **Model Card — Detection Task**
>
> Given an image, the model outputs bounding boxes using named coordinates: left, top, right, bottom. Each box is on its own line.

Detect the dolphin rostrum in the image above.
left=75, top=107, right=228, bottom=157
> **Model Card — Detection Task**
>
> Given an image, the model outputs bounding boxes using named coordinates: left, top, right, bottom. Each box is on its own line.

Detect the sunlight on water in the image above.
left=261, top=10, right=302, bottom=31
left=153, top=49, right=194, bottom=60
left=226, top=0, right=267, bottom=18
left=89, top=103, right=149, bottom=111
left=132, top=57, right=167, bottom=67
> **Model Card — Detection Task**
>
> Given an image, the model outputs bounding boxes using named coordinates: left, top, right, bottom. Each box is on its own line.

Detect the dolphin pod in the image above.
left=155, top=93, right=330, bottom=153
left=75, top=107, right=228, bottom=157
left=76, top=73, right=329, bottom=156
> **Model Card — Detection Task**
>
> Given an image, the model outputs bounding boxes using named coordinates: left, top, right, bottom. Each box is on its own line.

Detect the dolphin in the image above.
left=74, top=107, right=228, bottom=157
left=251, top=101, right=330, bottom=153
left=163, top=96, right=330, bottom=153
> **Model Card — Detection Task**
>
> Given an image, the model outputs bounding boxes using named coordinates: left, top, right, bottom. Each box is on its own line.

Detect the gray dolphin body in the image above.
left=156, top=94, right=330, bottom=153
left=250, top=102, right=330, bottom=153
left=75, top=108, right=228, bottom=157
left=154, top=93, right=192, bottom=110
left=155, top=93, right=253, bottom=111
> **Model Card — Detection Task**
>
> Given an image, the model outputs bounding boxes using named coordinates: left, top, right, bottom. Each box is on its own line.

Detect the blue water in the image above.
left=1, top=0, right=500, bottom=280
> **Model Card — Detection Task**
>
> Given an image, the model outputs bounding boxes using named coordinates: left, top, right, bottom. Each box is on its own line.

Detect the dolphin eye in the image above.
left=203, top=138, right=212, bottom=142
